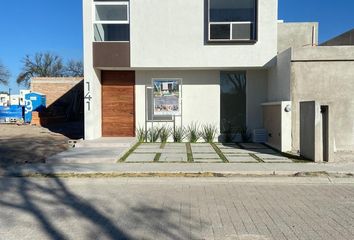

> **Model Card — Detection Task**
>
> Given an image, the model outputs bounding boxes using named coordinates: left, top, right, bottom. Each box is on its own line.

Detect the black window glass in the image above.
left=210, top=24, right=230, bottom=40
left=210, top=0, right=255, bottom=22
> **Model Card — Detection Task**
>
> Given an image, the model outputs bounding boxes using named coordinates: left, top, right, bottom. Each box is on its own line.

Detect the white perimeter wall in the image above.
left=130, top=0, right=277, bottom=68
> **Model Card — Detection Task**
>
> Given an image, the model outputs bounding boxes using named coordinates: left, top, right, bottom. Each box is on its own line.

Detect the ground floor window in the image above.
left=220, top=71, right=246, bottom=134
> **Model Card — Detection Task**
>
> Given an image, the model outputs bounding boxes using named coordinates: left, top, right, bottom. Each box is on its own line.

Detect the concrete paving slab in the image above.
left=215, top=143, right=241, bottom=149
left=46, top=148, right=123, bottom=164
left=164, top=143, right=187, bottom=148
left=219, top=148, right=256, bottom=154
left=75, top=137, right=136, bottom=148
left=138, top=143, right=162, bottom=149
left=247, top=148, right=278, bottom=154
left=134, top=148, right=162, bottom=153
left=262, top=158, right=294, bottom=163
left=125, top=153, right=156, bottom=162
left=226, top=156, right=259, bottom=163
left=159, top=154, right=188, bottom=162
left=191, top=147, right=216, bottom=153
left=162, top=148, right=187, bottom=154
left=255, top=153, right=290, bottom=160
left=190, top=143, right=212, bottom=147
left=193, top=153, right=220, bottom=159
left=239, top=143, right=268, bottom=149
left=193, top=158, right=223, bottom=163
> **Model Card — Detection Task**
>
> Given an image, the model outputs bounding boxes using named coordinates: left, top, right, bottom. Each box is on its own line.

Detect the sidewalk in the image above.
left=2, top=162, right=354, bottom=177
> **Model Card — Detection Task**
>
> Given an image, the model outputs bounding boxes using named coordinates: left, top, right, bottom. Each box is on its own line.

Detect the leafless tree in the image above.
left=16, top=52, right=64, bottom=87
left=65, top=60, right=84, bottom=77
left=0, top=61, right=10, bottom=85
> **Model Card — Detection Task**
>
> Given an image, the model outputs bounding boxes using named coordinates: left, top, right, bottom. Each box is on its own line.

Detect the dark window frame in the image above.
left=207, top=0, right=258, bottom=44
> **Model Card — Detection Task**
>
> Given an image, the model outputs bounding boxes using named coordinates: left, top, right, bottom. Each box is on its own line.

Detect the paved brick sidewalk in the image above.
left=0, top=178, right=354, bottom=240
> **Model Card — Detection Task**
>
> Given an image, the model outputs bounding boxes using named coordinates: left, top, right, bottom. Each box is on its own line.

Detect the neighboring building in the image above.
left=30, top=77, right=84, bottom=127
left=0, top=93, right=9, bottom=106
left=83, top=0, right=354, bottom=162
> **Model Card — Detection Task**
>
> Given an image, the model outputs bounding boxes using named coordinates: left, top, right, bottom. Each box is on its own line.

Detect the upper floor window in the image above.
left=93, top=0, right=130, bottom=42
left=208, top=0, right=257, bottom=42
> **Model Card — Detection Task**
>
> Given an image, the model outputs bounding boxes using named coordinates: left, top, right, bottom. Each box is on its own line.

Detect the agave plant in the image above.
left=173, top=126, right=185, bottom=143
left=200, top=124, right=218, bottom=143
left=186, top=123, right=200, bottom=143
left=136, top=126, right=147, bottom=142
left=147, top=127, right=162, bottom=143
left=159, top=126, right=172, bottom=143
left=238, top=126, right=252, bottom=143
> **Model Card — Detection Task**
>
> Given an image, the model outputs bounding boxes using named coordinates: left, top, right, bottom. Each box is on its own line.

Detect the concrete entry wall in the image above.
left=300, top=101, right=317, bottom=161
left=291, top=60, right=354, bottom=154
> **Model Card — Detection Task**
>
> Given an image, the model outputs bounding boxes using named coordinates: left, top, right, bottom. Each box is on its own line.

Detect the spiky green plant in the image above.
left=147, top=127, right=162, bottom=143
left=187, top=123, right=200, bottom=143
left=200, top=124, right=218, bottom=143
left=159, top=126, right=172, bottom=143
left=238, top=126, right=252, bottom=143
left=136, top=126, right=147, bottom=143
left=173, top=126, right=186, bottom=143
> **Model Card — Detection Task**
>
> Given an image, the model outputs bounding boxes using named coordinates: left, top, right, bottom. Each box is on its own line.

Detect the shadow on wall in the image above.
left=0, top=172, right=201, bottom=239
left=36, top=80, right=84, bottom=139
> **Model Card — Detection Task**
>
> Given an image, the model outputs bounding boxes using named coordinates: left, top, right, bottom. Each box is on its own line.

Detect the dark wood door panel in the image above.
left=101, top=71, right=135, bottom=137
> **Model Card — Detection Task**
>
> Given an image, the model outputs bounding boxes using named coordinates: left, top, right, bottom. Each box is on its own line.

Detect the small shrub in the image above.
left=200, top=124, right=218, bottom=143
left=239, top=126, right=252, bottom=143
left=187, top=123, right=200, bottom=143
left=159, top=126, right=172, bottom=143
left=221, top=120, right=233, bottom=143
left=136, top=126, right=147, bottom=143
left=173, top=126, right=185, bottom=143
left=147, top=127, right=162, bottom=143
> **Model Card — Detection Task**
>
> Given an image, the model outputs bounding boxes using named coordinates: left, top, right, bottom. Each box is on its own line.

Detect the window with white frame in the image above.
left=208, top=0, right=257, bottom=42
left=93, top=0, right=130, bottom=42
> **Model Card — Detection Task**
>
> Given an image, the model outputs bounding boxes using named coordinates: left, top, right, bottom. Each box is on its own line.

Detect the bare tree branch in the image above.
left=0, top=61, right=10, bottom=86
left=65, top=60, right=84, bottom=77
left=16, top=52, right=64, bottom=87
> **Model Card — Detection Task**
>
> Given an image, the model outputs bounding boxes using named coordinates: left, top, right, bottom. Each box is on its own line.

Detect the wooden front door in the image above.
left=102, top=71, right=135, bottom=137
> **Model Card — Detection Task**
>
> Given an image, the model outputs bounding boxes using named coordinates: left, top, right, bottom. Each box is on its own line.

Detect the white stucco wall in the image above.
left=246, top=70, right=268, bottom=130
left=130, top=0, right=277, bottom=68
left=136, top=70, right=267, bottom=139
left=267, top=48, right=292, bottom=102
left=135, top=70, right=221, bottom=134
left=83, top=0, right=102, bottom=140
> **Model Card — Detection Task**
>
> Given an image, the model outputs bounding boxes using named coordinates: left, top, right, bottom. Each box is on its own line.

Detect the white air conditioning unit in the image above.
left=253, top=129, right=268, bottom=143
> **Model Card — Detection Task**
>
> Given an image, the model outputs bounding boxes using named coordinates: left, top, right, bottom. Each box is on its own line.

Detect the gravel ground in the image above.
left=0, top=124, right=69, bottom=165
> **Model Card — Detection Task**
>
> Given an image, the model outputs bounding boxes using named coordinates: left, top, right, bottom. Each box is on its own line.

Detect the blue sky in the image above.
left=0, top=0, right=353, bottom=93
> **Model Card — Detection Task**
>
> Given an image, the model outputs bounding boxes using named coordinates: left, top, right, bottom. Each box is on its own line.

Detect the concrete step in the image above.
left=46, top=147, right=130, bottom=164
left=75, top=137, right=136, bottom=148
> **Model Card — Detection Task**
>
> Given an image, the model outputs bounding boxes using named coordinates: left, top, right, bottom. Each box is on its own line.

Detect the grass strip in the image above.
left=154, top=153, right=162, bottom=162
left=186, top=143, right=194, bottom=163
left=118, top=142, right=141, bottom=163
left=211, top=143, right=229, bottom=163
left=249, top=153, right=264, bottom=163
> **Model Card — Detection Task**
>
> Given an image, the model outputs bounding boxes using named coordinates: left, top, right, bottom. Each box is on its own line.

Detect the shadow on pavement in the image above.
left=0, top=170, right=200, bottom=239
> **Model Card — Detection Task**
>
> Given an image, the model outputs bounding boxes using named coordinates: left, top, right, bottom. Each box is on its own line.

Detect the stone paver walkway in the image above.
left=1, top=177, right=354, bottom=240
left=123, top=142, right=295, bottom=163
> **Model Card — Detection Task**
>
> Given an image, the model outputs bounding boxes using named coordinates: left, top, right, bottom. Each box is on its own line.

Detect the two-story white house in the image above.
left=84, top=0, right=277, bottom=137
left=83, top=0, right=354, bottom=162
